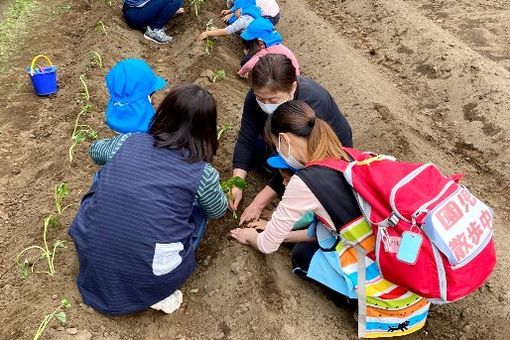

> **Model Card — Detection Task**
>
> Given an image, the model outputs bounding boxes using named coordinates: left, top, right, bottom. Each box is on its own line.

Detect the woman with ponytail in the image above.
left=230, top=101, right=431, bottom=338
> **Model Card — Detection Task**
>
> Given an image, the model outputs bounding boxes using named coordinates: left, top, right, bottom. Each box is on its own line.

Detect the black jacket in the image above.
left=233, top=76, right=353, bottom=194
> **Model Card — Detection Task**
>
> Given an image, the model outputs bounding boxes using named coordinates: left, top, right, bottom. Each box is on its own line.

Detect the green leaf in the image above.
left=231, top=176, right=247, bottom=190
left=45, top=215, right=59, bottom=229
left=86, top=129, right=99, bottom=140
left=54, top=311, right=66, bottom=323
left=72, top=132, right=86, bottom=144
left=61, top=298, right=71, bottom=309
left=54, top=240, right=67, bottom=248
left=55, top=183, right=69, bottom=201
left=21, top=260, right=30, bottom=279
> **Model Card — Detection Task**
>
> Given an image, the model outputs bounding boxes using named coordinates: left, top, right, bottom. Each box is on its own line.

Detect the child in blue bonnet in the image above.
left=225, top=0, right=280, bottom=25
left=104, top=59, right=166, bottom=134
left=197, top=0, right=261, bottom=41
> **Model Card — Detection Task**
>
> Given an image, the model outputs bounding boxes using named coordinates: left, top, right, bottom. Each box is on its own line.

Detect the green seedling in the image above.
left=33, top=299, right=71, bottom=340
left=95, top=20, right=107, bottom=35
left=221, top=176, right=247, bottom=219
left=16, top=183, right=71, bottom=278
left=69, top=103, right=98, bottom=162
left=105, top=0, right=113, bottom=6
left=205, top=19, right=216, bottom=55
left=189, top=0, right=204, bottom=16
left=89, top=51, right=103, bottom=69
left=212, top=69, right=225, bottom=83
left=217, top=122, right=232, bottom=140
left=79, top=74, right=89, bottom=101
left=54, top=182, right=73, bottom=215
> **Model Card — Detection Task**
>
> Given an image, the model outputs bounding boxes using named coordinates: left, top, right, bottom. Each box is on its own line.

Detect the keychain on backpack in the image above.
left=397, top=224, right=423, bottom=265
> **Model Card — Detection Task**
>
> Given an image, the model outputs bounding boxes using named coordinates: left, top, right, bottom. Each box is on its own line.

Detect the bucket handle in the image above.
left=30, top=55, right=53, bottom=76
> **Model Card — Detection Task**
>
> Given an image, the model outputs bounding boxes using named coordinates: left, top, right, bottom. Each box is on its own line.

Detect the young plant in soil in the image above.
left=68, top=103, right=99, bottom=162
left=217, top=122, right=232, bottom=140
left=33, top=298, right=71, bottom=340
left=89, top=51, right=103, bottom=69
left=221, top=176, right=247, bottom=219
left=212, top=69, right=225, bottom=83
left=205, top=19, right=216, bottom=55
left=69, top=75, right=99, bottom=162
left=16, top=183, right=72, bottom=278
left=95, top=20, right=107, bottom=35
left=188, top=0, right=204, bottom=16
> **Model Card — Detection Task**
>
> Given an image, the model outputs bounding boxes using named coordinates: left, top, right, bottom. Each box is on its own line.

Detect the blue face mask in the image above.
left=277, top=135, right=305, bottom=170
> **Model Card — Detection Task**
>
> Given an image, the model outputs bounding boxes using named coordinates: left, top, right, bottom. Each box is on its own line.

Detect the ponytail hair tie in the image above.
left=308, top=117, right=316, bottom=128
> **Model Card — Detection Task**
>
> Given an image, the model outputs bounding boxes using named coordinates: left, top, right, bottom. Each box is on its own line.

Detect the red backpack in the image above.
left=309, top=148, right=496, bottom=303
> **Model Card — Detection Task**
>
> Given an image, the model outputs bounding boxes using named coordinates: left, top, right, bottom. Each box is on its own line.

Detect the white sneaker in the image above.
left=144, top=27, right=173, bottom=44
left=151, top=290, right=183, bottom=314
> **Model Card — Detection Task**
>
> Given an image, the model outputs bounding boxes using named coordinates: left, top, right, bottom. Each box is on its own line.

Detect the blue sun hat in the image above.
left=229, top=0, right=261, bottom=22
left=241, top=18, right=282, bottom=47
left=267, top=154, right=296, bottom=170
left=105, top=59, right=166, bottom=134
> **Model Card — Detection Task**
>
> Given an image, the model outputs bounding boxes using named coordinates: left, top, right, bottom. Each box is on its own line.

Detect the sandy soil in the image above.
left=0, top=0, right=509, bottom=339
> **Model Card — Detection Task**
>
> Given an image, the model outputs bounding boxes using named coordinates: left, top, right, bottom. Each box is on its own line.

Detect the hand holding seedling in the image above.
left=221, top=176, right=247, bottom=219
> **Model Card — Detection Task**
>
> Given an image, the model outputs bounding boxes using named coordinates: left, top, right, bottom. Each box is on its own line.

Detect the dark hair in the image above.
left=149, top=84, right=218, bottom=163
left=251, top=54, right=297, bottom=92
left=240, top=39, right=264, bottom=67
left=264, top=100, right=348, bottom=162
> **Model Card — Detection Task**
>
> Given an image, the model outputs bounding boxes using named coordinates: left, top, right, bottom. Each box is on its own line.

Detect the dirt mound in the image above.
left=0, top=0, right=509, bottom=339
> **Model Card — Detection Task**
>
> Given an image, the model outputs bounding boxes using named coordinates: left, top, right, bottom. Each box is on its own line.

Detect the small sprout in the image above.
left=217, top=123, right=232, bottom=140
left=33, top=298, right=71, bottom=340
left=45, top=215, right=59, bottom=229
left=95, top=20, right=107, bottom=35
left=15, top=184, right=71, bottom=278
left=21, top=260, right=30, bottom=279
left=212, top=69, right=226, bottom=83
left=221, top=176, right=247, bottom=219
left=205, top=19, right=217, bottom=55
left=188, top=0, right=204, bottom=16
left=90, top=51, right=103, bottom=69
left=79, top=74, right=89, bottom=101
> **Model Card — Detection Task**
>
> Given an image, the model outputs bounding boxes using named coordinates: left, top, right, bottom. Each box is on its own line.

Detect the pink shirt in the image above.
left=238, top=44, right=301, bottom=78
left=256, top=176, right=333, bottom=254
left=256, top=0, right=279, bottom=17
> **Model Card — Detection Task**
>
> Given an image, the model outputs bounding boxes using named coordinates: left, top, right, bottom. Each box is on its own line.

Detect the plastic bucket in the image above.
left=27, top=55, right=58, bottom=96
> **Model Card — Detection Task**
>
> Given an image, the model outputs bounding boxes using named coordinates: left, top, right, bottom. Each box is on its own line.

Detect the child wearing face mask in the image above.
left=197, top=0, right=261, bottom=41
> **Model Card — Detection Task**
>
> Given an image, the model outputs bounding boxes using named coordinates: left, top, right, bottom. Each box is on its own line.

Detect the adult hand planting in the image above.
left=228, top=186, right=243, bottom=212
left=247, top=219, right=268, bottom=231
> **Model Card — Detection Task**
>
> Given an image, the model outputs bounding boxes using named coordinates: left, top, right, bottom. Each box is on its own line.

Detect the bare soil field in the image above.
left=0, top=0, right=509, bottom=339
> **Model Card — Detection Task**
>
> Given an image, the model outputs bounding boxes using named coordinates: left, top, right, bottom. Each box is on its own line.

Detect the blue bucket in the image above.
left=27, top=55, right=58, bottom=96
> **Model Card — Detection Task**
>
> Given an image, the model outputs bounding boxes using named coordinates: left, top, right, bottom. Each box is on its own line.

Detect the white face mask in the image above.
left=277, top=135, right=305, bottom=170
left=256, top=99, right=283, bottom=115
left=256, top=90, right=294, bottom=115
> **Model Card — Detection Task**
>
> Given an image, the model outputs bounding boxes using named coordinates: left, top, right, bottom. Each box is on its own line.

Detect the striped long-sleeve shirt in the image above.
left=89, top=133, right=227, bottom=218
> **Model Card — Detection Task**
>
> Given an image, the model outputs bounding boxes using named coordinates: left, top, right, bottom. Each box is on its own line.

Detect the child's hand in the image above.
left=197, top=31, right=208, bottom=41
left=220, top=9, right=231, bottom=16
left=222, top=13, right=234, bottom=23
left=247, top=219, right=268, bottom=231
